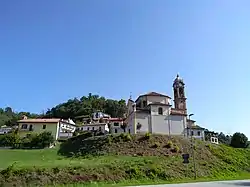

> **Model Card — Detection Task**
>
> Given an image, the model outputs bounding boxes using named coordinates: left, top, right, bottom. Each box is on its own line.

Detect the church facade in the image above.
left=126, top=74, right=204, bottom=138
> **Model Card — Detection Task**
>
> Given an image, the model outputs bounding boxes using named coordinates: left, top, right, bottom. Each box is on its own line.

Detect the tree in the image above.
left=218, top=132, right=231, bottom=145
left=45, top=93, right=127, bottom=119
left=230, top=132, right=248, bottom=148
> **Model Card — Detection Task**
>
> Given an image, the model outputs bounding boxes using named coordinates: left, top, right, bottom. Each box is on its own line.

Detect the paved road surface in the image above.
left=129, top=180, right=250, bottom=187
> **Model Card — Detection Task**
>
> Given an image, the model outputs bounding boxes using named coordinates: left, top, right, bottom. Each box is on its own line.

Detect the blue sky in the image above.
left=0, top=1, right=250, bottom=136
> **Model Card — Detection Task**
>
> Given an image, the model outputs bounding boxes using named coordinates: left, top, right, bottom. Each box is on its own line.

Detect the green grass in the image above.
left=1, top=135, right=250, bottom=187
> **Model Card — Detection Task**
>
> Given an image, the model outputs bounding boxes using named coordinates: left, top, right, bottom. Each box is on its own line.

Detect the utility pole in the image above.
left=191, top=135, right=197, bottom=179
left=189, top=113, right=196, bottom=180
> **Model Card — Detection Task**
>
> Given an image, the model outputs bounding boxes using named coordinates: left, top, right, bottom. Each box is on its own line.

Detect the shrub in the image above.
left=151, top=142, right=160, bottom=148
left=0, top=133, right=21, bottom=147
left=22, top=131, right=54, bottom=149
left=171, top=145, right=180, bottom=153
left=123, top=134, right=132, bottom=142
left=165, top=141, right=173, bottom=148
left=144, top=132, right=151, bottom=140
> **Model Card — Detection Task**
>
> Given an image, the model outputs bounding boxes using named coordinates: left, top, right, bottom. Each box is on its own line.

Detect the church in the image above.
left=126, top=74, right=205, bottom=139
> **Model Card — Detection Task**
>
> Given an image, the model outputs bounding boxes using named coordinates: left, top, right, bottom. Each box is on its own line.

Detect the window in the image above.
left=87, top=127, right=90, bottom=131
left=129, top=129, right=131, bottom=134
left=29, top=125, right=33, bottom=131
left=191, top=131, right=194, bottom=136
left=43, top=125, right=46, bottom=129
left=143, top=100, right=147, bottom=107
left=92, top=127, right=95, bottom=130
left=21, top=124, right=28, bottom=129
left=197, top=131, right=201, bottom=136
left=114, top=122, right=119, bottom=126
left=99, top=126, right=102, bottom=131
left=158, top=107, right=163, bottom=115
left=115, top=129, right=117, bottom=133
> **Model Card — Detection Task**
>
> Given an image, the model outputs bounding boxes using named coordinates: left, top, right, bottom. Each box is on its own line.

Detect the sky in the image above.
left=0, top=0, right=250, bottom=137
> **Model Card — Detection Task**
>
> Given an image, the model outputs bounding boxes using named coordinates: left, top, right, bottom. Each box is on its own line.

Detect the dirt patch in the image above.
left=58, top=133, right=196, bottom=157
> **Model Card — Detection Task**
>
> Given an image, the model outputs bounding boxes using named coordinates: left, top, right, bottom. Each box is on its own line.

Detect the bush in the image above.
left=0, top=133, right=21, bottom=147
left=171, top=145, right=180, bottom=153
left=151, top=142, right=160, bottom=148
left=230, top=132, right=248, bottom=148
left=21, top=132, right=54, bottom=149
left=165, top=141, right=173, bottom=148
left=114, top=133, right=132, bottom=142
left=144, top=132, right=151, bottom=140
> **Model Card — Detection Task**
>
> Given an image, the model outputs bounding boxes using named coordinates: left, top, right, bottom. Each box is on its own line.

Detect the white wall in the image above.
left=80, top=125, right=106, bottom=133
left=187, top=129, right=205, bottom=140
left=60, top=122, right=76, bottom=133
left=151, top=115, right=170, bottom=135
left=147, top=96, right=170, bottom=105
left=0, top=127, right=12, bottom=134
left=135, top=112, right=149, bottom=133
left=150, top=105, right=170, bottom=115
left=169, top=115, right=186, bottom=135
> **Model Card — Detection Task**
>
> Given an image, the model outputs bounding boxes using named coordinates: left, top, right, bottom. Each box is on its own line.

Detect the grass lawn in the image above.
left=0, top=147, right=161, bottom=170
left=1, top=134, right=250, bottom=187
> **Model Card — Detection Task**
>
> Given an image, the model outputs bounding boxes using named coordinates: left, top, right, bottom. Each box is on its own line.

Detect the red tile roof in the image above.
left=108, top=118, right=124, bottom=122
left=142, top=92, right=171, bottom=98
left=17, top=118, right=61, bottom=123
left=148, top=102, right=172, bottom=106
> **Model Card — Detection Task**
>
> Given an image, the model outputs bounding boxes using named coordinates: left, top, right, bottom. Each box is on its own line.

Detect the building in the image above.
left=76, top=112, right=125, bottom=134
left=109, top=118, right=125, bottom=134
left=126, top=74, right=202, bottom=137
left=186, top=119, right=205, bottom=140
left=17, top=116, right=76, bottom=140
left=0, top=125, right=12, bottom=135
left=77, top=123, right=109, bottom=134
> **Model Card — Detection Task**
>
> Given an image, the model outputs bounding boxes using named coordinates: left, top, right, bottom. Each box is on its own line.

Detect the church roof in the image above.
left=148, top=102, right=172, bottom=107
left=143, top=92, right=171, bottom=98
left=135, top=92, right=171, bottom=102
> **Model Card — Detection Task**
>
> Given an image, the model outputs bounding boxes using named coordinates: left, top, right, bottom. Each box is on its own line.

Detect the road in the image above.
left=129, top=180, right=250, bottom=187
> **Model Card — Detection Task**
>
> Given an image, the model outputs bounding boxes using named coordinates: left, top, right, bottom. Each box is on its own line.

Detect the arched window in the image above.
left=158, top=107, right=163, bottom=115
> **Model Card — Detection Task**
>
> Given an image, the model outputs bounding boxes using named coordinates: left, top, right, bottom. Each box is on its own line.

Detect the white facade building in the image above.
left=0, top=126, right=12, bottom=135
left=58, top=118, right=77, bottom=139
left=77, top=123, right=109, bottom=134
left=126, top=74, right=202, bottom=137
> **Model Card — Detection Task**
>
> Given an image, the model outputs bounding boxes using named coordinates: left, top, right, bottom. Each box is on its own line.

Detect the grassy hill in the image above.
left=0, top=133, right=250, bottom=187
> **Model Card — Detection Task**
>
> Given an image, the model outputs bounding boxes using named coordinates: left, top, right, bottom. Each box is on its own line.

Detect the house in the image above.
left=109, top=118, right=125, bottom=134
left=76, top=112, right=110, bottom=134
left=76, top=112, right=126, bottom=134
left=186, top=119, right=205, bottom=140
left=17, top=116, right=76, bottom=140
left=0, top=125, right=13, bottom=135
left=77, top=123, right=109, bottom=134
left=126, top=74, right=204, bottom=138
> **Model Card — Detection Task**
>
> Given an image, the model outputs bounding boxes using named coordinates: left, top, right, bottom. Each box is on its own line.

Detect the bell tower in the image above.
left=173, top=74, right=187, bottom=113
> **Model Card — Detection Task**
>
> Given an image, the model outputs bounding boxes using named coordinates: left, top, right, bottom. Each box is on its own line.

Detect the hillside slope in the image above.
left=0, top=133, right=250, bottom=187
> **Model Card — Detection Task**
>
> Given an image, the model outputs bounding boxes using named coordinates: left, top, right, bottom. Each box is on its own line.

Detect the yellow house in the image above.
left=17, top=117, right=76, bottom=140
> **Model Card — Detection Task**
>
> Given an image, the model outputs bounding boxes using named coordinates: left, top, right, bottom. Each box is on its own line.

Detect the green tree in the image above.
left=230, top=132, right=248, bottom=148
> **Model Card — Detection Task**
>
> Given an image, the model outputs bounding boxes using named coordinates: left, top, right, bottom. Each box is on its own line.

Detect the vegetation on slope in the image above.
left=0, top=134, right=249, bottom=186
